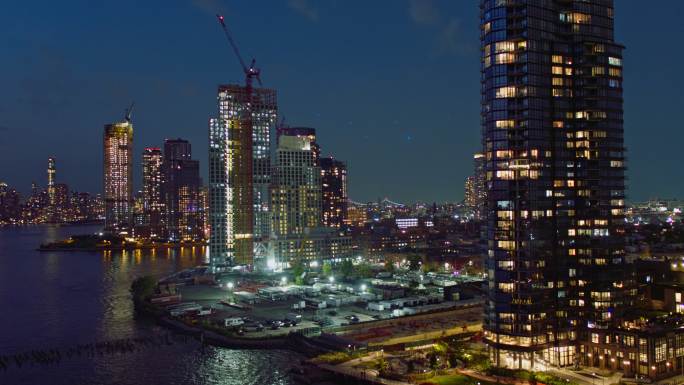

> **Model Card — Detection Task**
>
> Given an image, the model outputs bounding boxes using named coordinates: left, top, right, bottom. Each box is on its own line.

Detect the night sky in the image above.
left=1, top=0, right=682, bottom=203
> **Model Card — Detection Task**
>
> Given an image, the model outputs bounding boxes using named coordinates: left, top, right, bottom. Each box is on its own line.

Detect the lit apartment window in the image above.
left=498, top=282, right=515, bottom=293
left=609, top=57, right=622, bottom=66
left=495, top=120, right=516, bottom=129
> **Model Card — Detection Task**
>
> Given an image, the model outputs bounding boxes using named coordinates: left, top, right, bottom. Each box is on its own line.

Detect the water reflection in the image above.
left=0, top=225, right=300, bottom=385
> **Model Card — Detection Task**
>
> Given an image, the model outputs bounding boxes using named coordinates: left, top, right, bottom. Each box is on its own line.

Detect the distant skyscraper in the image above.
left=481, top=0, right=629, bottom=370
left=54, top=183, right=69, bottom=219
left=142, top=147, right=164, bottom=238
left=210, top=85, right=277, bottom=269
left=164, top=139, right=202, bottom=241
left=464, top=153, right=486, bottom=220
left=0, top=183, right=21, bottom=224
left=47, top=157, right=56, bottom=206
left=320, top=157, right=348, bottom=228
left=103, top=118, right=133, bottom=232
left=271, top=134, right=321, bottom=236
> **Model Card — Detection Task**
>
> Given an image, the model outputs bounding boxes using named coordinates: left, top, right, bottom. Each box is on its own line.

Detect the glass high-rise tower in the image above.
left=164, top=139, right=202, bottom=241
left=142, top=147, right=164, bottom=238
left=209, top=85, right=277, bottom=269
left=104, top=120, right=133, bottom=232
left=320, top=157, right=348, bottom=229
left=481, top=0, right=630, bottom=369
left=271, top=134, right=322, bottom=237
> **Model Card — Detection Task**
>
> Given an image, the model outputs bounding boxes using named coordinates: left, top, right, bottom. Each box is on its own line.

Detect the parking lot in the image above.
left=175, top=285, right=379, bottom=336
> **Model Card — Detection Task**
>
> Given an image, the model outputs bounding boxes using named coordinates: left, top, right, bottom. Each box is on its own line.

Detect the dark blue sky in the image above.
left=0, top=0, right=682, bottom=203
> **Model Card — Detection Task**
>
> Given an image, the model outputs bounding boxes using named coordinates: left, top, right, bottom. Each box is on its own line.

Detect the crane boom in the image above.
left=216, top=14, right=262, bottom=88
left=124, top=102, right=135, bottom=123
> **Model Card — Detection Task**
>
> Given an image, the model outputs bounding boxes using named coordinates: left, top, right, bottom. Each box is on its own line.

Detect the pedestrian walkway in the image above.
left=318, top=362, right=408, bottom=385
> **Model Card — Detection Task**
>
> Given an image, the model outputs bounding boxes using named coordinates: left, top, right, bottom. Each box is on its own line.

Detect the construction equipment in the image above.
left=216, top=14, right=262, bottom=89
left=124, top=102, right=135, bottom=123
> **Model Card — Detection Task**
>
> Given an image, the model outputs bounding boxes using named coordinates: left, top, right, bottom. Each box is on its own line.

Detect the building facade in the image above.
left=269, top=227, right=353, bottom=270
left=164, top=139, right=202, bottom=241
left=481, top=0, right=630, bottom=370
left=320, top=157, right=348, bottom=229
left=465, top=153, right=486, bottom=220
left=47, top=157, right=56, bottom=207
left=271, top=134, right=322, bottom=237
left=209, top=85, right=277, bottom=269
left=277, top=126, right=320, bottom=165
left=141, top=147, right=165, bottom=238
left=103, top=120, right=133, bottom=232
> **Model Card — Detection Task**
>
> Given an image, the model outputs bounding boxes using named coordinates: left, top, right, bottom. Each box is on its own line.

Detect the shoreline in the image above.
left=37, top=243, right=207, bottom=252
left=134, top=300, right=321, bottom=356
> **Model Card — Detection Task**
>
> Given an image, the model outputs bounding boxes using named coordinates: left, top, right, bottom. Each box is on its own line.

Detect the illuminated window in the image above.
left=592, top=66, right=605, bottom=76
left=494, top=53, right=516, bottom=64
left=494, top=40, right=526, bottom=52
left=495, top=120, right=515, bottom=129
left=560, top=12, right=591, bottom=24
left=496, top=170, right=515, bottom=180
left=552, top=55, right=563, bottom=64
left=496, top=86, right=525, bottom=98
left=498, top=282, right=515, bottom=293
left=609, top=57, right=622, bottom=66
left=497, top=210, right=513, bottom=220
left=483, top=22, right=491, bottom=34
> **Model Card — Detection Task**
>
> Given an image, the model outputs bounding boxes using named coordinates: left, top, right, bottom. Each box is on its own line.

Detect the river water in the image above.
left=0, top=225, right=300, bottom=385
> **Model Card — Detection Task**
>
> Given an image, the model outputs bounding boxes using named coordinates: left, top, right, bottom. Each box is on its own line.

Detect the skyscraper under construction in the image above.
left=481, top=0, right=630, bottom=370
left=209, top=85, right=277, bottom=269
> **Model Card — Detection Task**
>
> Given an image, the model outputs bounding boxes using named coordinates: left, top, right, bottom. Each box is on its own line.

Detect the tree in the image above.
left=407, top=254, right=423, bottom=271
left=448, top=352, right=459, bottom=368
left=339, top=259, right=354, bottom=280
left=407, top=360, right=415, bottom=374
left=322, top=262, right=333, bottom=277
left=355, top=262, right=373, bottom=278
left=130, top=276, right=157, bottom=301
left=428, top=352, right=438, bottom=369
left=292, top=259, right=305, bottom=284
left=422, top=260, right=439, bottom=272
left=384, top=258, right=396, bottom=274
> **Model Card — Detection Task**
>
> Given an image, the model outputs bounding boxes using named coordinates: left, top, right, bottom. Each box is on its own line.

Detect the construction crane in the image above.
left=124, top=102, right=135, bottom=123
left=216, top=14, right=262, bottom=90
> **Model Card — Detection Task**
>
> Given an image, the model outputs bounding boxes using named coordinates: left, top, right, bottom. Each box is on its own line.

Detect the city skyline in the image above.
left=6, top=2, right=684, bottom=385
left=1, top=1, right=683, bottom=203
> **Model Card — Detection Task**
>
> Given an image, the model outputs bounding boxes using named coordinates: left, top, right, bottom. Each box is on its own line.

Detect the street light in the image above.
left=281, top=276, right=287, bottom=285
left=361, top=284, right=367, bottom=293
left=227, top=282, right=234, bottom=290
left=329, top=276, right=335, bottom=283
